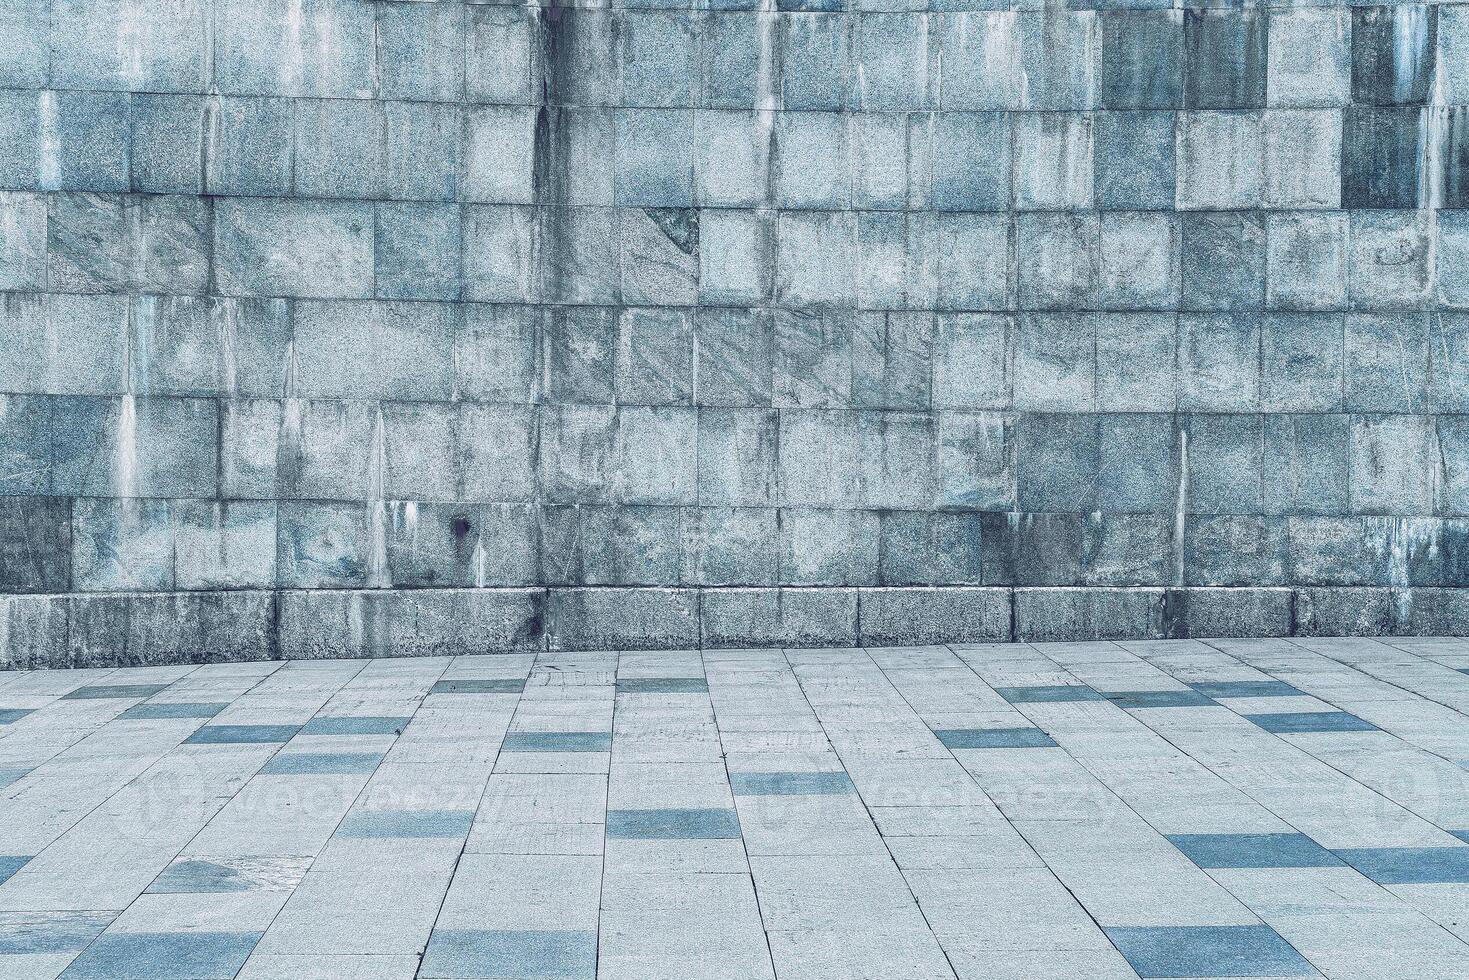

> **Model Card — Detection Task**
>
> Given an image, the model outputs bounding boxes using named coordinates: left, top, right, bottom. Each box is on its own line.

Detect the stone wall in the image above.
left=2, top=0, right=1469, bottom=665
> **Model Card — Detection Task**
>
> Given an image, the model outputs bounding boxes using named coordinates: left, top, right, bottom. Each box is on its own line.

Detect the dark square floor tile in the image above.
left=184, top=724, right=301, bottom=745
left=1244, top=712, right=1379, bottom=734
left=430, top=678, right=527, bottom=695
left=730, top=771, right=854, bottom=796
left=420, top=928, right=596, bottom=980
left=994, top=685, right=1105, bottom=704
left=1105, top=924, right=1315, bottom=978
left=607, top=808, right=742, bottom=840
left=1335, top=846, right=1469, bottom=884
left=935, top=727, right=1059, bottom=749
left=500, top=731, right=611, bottom=753
left=59, top=931, right=260, bottom=980
left=1186, top=681, right=1303, bottom=699
left=61, top=684, right=169, bottom=701
left=1105, top=691, right=1217, bottom=709
left=301, top=716, right=411, bottom=736
left=118, top=702, right=229, bottom=720
left=615, top=677, right=709, bottom=694
left=1168, top=833, right=1341, bottom=870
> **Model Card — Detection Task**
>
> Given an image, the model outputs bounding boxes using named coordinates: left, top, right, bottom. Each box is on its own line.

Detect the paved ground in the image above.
left=2, top=639, right=1469, bottom=979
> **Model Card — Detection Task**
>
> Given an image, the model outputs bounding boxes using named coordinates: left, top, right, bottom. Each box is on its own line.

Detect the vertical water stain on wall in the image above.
left=1, top=0, right=1469, bottom=664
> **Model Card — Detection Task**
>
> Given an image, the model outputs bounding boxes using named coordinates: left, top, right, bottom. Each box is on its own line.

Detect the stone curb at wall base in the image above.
left=1, top=586, right=1464, bottom=669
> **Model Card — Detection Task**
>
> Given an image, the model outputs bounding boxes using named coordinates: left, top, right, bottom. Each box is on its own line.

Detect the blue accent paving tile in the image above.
left=1168, top=834, right=1342, bottom=870
left=730, top=771, right=855, bottom=796
left=260, top=752, right=385, bottom=775
left=1244, top=711, right=1380, bottom=734
left=185, top=724, right=302, bottom=745
left=615, top=677, right=710, bottom=694
left=501, top=731, right=611, bottom=753
left=301, top=716, right=412, bottom=736
left=1105, top=691, right=1217, bottom=709
left=335, top=809, right=476, bottom=839
left=1105, top=925, right=1315, bottom=978
left=994, top=685, right=1105, bottom=704
left=430, top=678, right=527, bottom=694
left=0, top=913, right=114, bottom=955
left=935, top=728, right=1059, bottom=749
left=0, top=769, right=29, bottom=789
left=420, top=928, right=597, bottom=980
left=58, top=930, right=261, bottom=979
left=1187, top=681, right=1304, bottom=699
left=118, top=702, right=229, bottom=720
left=607, top=808, right=742, bottom=840
left=0, top=856, right=28, bottom=887
left=61, top=684, right=169, bottom=700
left=1334, top=847, right=1469, bottom=884
left=1453, top=831, right=1469, bottom=845
left=0, top=708, right=33, bottom=723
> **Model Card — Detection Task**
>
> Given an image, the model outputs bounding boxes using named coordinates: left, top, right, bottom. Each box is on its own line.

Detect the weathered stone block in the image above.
left=700, top=587, right=858, bottom=648
left=859, top=588, right=1010, bottom=646
left=546, top=587, right=697, bottom=651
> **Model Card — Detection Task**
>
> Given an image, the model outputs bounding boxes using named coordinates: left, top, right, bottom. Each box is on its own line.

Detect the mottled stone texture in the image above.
left=1, top=1, right=1468, bottom=664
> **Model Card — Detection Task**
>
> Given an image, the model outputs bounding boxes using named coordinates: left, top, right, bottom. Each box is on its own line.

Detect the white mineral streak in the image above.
left=1174, top=428, right=1189, bottom=587
left=367, top=406, right=390, bottom=588
left=118, top=0, right=146, bottom=89
left=38, top=91, right=59, bottom=191
left=284, top=0, right=306, bottom=94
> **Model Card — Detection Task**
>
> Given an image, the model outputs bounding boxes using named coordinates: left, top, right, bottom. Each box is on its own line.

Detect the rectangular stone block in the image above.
left=173, top=501, right=277, bottom=590
left=386, top=503, right=537, bottom=589
left=214, top=0, right=376, bottom=99
left=539, top=405, right=616, bottom=505
left=1176, top=111, right=1262, bottom=210
left=778, top=508, right=879, bottom=586
left=0, top=0, right=47, bottom=89
left=0, top=395, right=51, bottom=496
left=214, top=198, right=375, bottom=299
left=378, top=1, right=464, bottom=102
left=72, top=498, right=174, bottom=592
left=1268, top=9, right=1350, bottom=108
left=1345, top=313, right=1429, bottom=413
left=936, top=411, right=1013, bottom=510
left=1101, top=11, right=1181, bottom=110
left=1168, top=587, right=1293, bottom=639
left=1179, top=313, right=1260, bottom=412
left=858, top=588, right=1010, bottom=646
left=0, top=594, right=69, bottom=670
left=51, top=0, right=208, bottom=93
left=276, top=501, right=369, bottom=589
left=1263, top=415, right=1349, bottom=516
left=204, top=96, right=293, bottom=197
left=465, top=6, right=536, bottom=105
left=0, top=496, right=70, bottom=592
left=698, top=209, right=774, bottom=306
left=293, top=300, right=456, bottom=401
left=1094, top=111, right=1176, bottom=210
left=67, top=590, right=278, bottom=666
left=1265, top=212, right=1347, bottom=312
left=1261, top=313, right=1343, bottom=412
left=276, top=399, right=373, bottom=500
left=456, top=305, right=541, bottom=405
left=132, top=94, right=205, bottom=194
left=694, top=309, right=773, bottom=408
left=1096, top=313, right=1177, bottom=412
left=1186, top=413, right=1263, bottom=515
left=1016, top=413, right=1098, bottom=512
left=292, top=99, right=384, bottom=200
left=1015, top=587, right=1167, bottom=642
left=699, top=587, right=858, bottom=648
left=1183, top=10, right=1266, bottom=110
left=687, top=507, right=777, bottom=586
left=279, top=588, right=543, bottom=658
left=546, top=587, right=697, bottom=651
left=46, top=91, right=131, bottom=193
